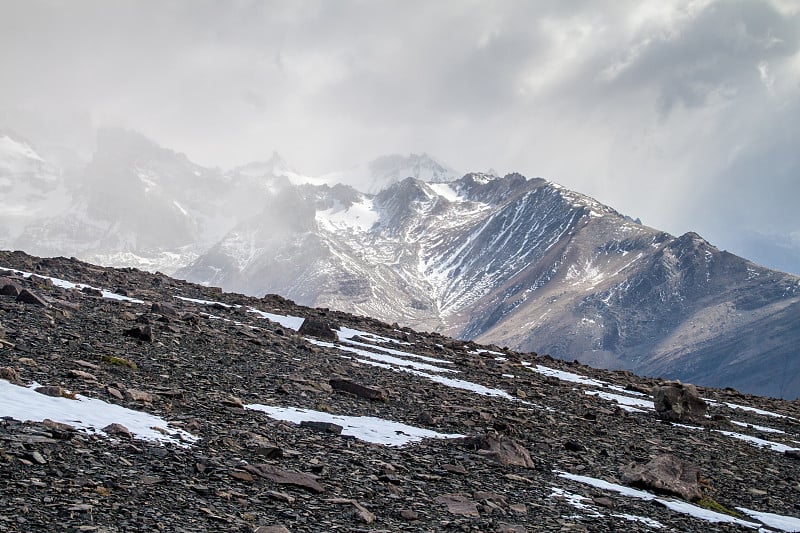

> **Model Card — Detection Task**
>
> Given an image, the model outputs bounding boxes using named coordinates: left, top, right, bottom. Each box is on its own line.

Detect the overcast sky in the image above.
left=2, top=0, right=799, bottom=273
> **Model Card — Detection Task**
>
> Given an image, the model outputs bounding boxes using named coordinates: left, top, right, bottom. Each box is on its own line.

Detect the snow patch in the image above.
left=246, top=404, right=463, bottom=446
left=1, top=267, right=144, bottom=304
left=428, top=182, right=462, bottom=202
left=736, top=507, right=800, bottom=532
left=557, top=472, right=761, bottom=529
left=316, top=197, right=379, bottom=233
left=584, top=390, right=652, bottom=412
left=0, top=380, right=197, bottom=447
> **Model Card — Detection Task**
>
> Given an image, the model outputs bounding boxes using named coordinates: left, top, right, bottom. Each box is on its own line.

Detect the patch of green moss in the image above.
left=696, top=496, right=745, bottom=519
left=101, top=355, right=137, bottom=370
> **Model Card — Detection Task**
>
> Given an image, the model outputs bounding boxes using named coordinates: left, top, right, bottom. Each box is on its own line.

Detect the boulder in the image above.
left=298, top=317, right=337, bottom=341
left=621, top=454, right=702, bottom=501
left=0, top=278, right=21, bottom=296
left=460, top=432, right=535, bottom=468
left=16, top=288, right=49, bottom=306
left=653, top=381, right=707, bottom=422
left=122, top=324, right=154, bottom=343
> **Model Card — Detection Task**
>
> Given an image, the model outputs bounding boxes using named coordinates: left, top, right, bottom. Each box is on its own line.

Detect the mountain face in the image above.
left=0, top=133, right=67, bottom=245
left=178, top=173, right=800, bottom=400
left=2, top=129, right=798, bottom=399
left=1, top=252, right=800, bottom=532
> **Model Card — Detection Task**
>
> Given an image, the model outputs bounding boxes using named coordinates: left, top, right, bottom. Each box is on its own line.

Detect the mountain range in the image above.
left=1, top=128, right=798, bottom=399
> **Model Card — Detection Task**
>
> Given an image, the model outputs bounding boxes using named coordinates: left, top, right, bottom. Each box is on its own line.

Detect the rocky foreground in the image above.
left=1, top=250, right=799, bottom=532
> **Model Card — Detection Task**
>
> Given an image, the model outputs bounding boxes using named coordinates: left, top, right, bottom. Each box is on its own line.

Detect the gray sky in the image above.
left=2, top=0, right=799, bottom=273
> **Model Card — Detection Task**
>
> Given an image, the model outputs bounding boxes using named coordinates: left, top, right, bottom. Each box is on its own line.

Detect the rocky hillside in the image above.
left=1, top=251, right=799, bottom=532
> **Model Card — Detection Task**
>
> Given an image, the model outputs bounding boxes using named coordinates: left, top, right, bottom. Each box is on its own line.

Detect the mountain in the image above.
left=0, top=132, right=67, bottom=245
left=178, top=173, right=800, bottom=399
left=1, top=252, right=800, bottom=531
left=2, top=129, right=798, bottom=399
left=320, top=152, right=460, bottom=194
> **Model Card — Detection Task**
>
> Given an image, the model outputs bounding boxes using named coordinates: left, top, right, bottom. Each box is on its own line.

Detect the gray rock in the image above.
left=435, top=493, right=480, bottom=517
left=461, top=432, right=535, bottom=468
left=621, top=454, right=702, bottom=501
left=297, top=317, right=337, bottom=341
left=329, top=378, right=388, bottom=402
left=653, top=381, right=707, bottom=422
left=16, top=288, right=48, bottom=306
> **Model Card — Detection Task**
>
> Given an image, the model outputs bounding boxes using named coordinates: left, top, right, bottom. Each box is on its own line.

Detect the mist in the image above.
left=1, top=0, right=799, bottom=273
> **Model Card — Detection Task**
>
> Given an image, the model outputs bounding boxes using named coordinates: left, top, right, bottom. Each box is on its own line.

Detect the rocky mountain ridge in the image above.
left=1, top=251, right=800, bottom=532
left=2, top=129, right=799, bottom=399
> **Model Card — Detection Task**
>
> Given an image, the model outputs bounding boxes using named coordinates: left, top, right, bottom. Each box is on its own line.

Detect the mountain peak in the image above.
left=367, top=152, right=459, bottom=184
left=232, top=151, right=297, bottom=181
left=322, top=152, right=459, bottom=194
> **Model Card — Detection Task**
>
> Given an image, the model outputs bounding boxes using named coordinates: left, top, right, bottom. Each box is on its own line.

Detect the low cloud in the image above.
left=1, top=0, right=798, bottom=272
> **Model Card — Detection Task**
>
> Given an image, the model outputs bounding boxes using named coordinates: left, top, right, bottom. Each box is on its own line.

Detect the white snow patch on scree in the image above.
left=675, top=424, right=800, bottom=454
left=730, top=420, right=785, bottom=434
left=556, top=472, right=761, bottom=529
left=527, top=364, right=606, bottom=387
left=175, top=296, right=235, bottom=308
left=549, top=487, right=597, bottom=512
left=341, top=338, right=453, bottom=365
left=2, top=268, right=145, bottom=304
left=736, top=507, right=800, bottom=532
left=584, top=390, right=652, bottom=412
left=0, top=380, right=197, bottom=447
left=173, top=296, right=306, bottom=331
left=247, top=308, right=305, bottom=331
left=614, top=514, right=665, bottom=529
left=706, top=399, right=798, bottom=421
left=337, top=326, right=412, bottom=345
left=246, top=405, right=463, bottom=446
left=306, top=339, right=456, bottom=373
left=351, top=356, right=520, bottom=401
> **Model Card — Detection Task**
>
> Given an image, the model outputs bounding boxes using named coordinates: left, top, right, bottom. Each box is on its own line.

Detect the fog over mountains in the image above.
left=2, top=128, right=799, bottom=399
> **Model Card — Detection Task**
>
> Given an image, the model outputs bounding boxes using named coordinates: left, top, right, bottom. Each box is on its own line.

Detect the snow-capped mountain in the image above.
left=3, top=128, right=798, bottom=398
left=0, top=132, right=68, bottom=244
left=179, top=173, right=800, bottom=399
left=321, top=153, right=460, bottom=194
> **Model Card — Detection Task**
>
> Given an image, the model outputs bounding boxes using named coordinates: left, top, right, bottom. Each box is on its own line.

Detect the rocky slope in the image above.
left=1, top=251, right=800, bottom=532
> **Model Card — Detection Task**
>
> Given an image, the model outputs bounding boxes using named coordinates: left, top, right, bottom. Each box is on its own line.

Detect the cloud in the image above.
left=0, top=0, right=798, bottom=272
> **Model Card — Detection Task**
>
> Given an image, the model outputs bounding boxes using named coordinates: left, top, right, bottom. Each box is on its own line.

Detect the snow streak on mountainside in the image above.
left=2, top=128, right=798, bottom=399
left=178, top=170, right=800, bottom=399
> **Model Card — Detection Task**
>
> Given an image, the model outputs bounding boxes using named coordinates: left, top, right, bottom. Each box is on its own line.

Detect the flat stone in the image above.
left=300, top=420, right=343, bottom=434
left=435, top=493, right=480, bottom=517
left=329, top=378, right=388, bottom=402
left=245, top=464, right=325, bottom=493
